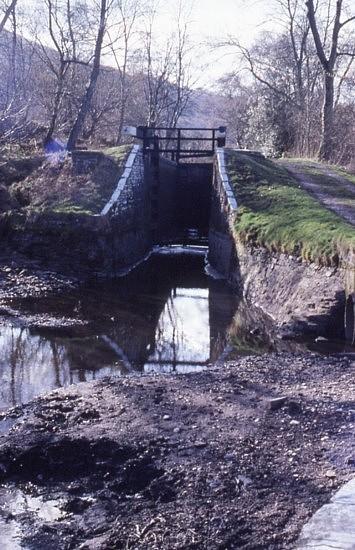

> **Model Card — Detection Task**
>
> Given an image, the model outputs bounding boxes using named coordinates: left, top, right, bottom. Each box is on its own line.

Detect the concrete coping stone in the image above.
left=101, top=144, right=140, bottom=216
left=295, top=476, right=355, bottom=549
left=216, top=148, right=238, bottom=212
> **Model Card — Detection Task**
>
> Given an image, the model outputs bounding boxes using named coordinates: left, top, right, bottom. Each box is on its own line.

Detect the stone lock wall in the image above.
left=101, top=145, right=153, bottom=272
left=0, top=146, right=152, bottom=277
left=208, top=148, right=238, bottom=278
left=208, top=148, right=351, bottom=340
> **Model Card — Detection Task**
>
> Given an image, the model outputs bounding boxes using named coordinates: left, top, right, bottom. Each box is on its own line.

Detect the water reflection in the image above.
left=0, top=252, right=237, bottom=410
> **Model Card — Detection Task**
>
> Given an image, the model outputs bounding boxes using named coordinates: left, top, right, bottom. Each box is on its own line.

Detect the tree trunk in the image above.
left=0, top=0, right=18, bottom=33
left=66, top=0, right=107, bottom=151
left=319, top=73, right=334, bottom=161
left=306, top=0, right=343, bottom=162
left=44, top=66, right=66, bottom=146
left=116, top=96, right=127, bottom=145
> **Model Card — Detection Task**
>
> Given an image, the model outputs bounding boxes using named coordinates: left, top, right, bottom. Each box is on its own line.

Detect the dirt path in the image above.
left=0, top=353, right=354, bottom=549
left=279, top=160, right=355, bottom=226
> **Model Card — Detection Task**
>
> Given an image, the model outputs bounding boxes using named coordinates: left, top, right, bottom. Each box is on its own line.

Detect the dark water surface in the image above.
left=0, top=250, right=238, bottom=411
left=1, top=249, right=353, bottom=413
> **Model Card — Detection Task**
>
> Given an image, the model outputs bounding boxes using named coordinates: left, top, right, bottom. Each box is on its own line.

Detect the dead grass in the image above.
left=9, top=145, right=132, bottom=215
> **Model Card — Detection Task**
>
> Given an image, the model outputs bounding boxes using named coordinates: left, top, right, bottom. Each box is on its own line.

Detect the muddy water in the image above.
left=0, top=250, right=238, bottom=411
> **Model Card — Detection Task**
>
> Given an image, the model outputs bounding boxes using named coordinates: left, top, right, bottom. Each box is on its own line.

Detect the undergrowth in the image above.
left=9, top=144, right=132, bottom=215
left=226, top=150, right=355, bottom=266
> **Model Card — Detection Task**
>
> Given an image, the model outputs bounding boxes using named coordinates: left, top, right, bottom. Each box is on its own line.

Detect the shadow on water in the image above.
left=0, top=250, right=239, bottom=411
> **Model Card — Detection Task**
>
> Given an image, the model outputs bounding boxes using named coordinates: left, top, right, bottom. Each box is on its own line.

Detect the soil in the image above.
left=0, top=352, right=354, bottom=549
left=0, top=153, right=354, bottom=548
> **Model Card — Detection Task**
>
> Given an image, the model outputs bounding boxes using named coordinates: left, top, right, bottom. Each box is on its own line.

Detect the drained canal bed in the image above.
left=0, top=250, right=238, bottom=411
left=0, top=250, right=354, bottom=549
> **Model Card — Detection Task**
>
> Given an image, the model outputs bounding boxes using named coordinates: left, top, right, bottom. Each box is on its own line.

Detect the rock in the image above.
left=269, top=396, right=287, bottom=411
left=287, top=400, right=302, bottom=415
left=315, top=336, right=328, bottom=343
left=224, top=452, right=236, bottom=461
left=239, top=475, right=252, bottom=486
left=64, top=496, right=94, bottom=514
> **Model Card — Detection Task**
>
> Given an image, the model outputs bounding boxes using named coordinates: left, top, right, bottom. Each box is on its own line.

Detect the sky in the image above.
left=147, top=0, right=276, bottom=86
left=19, top=0, right=275, bottom=86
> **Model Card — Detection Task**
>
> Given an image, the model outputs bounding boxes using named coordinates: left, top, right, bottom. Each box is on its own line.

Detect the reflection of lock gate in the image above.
left=123, top=126, right=227, bottom=164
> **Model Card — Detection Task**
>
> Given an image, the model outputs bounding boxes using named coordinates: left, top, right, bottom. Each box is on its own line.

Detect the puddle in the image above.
left=0, top=520, right=23, bottom=550
left=5, top=488, right=64, bottom=521
left=0, top=251, right=238, bottom=410
left=0, top=485, right=64, bottom=549
left=0, top=416, right=18, bottom=435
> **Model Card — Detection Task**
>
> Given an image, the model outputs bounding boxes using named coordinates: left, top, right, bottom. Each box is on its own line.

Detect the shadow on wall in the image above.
left=345, top=294, right=355, bottom=344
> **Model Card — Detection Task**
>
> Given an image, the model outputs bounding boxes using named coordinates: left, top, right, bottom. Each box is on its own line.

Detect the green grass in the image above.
left=279, top=157, right=355, bottom=186
left=226, top=150, right=355, bottom=266
left=51, top=203, right=94, bottom=215
left=101, top=145, right=132, bottom=163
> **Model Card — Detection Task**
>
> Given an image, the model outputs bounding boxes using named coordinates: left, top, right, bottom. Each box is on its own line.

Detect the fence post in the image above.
left=177, top=129, right=181, bottom=164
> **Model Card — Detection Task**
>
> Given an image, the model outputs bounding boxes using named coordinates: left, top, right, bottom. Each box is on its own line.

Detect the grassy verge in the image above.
left=278, top=158, right=355, bottom=200
left=278, top=158, right=355, bottom=186
left=9, top=144, right=132, bottom=216
left=226, top=150, right=355, bottom=266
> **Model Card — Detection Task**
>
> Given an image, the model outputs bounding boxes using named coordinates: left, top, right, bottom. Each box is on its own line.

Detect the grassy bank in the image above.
left=9, top=144, right=132, bottom=216
left=226, top=150, right=355, bottom=265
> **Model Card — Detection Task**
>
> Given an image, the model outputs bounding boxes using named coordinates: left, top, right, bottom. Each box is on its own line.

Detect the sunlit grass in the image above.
left=226, top=150, right=355, bottom=266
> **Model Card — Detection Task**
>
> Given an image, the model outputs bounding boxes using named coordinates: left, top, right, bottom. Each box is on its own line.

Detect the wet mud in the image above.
left=0, top=249, right=354, bottom=548
left=0, top=353, right=354, bottom=549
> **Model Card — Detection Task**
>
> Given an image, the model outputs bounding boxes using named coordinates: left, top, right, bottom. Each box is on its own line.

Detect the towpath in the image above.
left=278, top=159, right=355, bottom=549
left=279, top=159, right=355, bottom=226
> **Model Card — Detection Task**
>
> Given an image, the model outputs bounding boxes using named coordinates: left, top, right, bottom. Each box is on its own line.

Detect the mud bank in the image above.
left=0, top=251, right=79, bottom=301
left=0, top=353, right=354, bottom=549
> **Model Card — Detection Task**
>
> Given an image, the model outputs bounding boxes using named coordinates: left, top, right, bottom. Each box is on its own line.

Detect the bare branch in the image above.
left=0, top=0, right=18, bottom=33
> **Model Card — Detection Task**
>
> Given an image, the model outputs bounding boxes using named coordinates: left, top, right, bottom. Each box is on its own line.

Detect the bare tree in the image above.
left=0, top=0, right=18, bottom=33
left=141, top=3, right=172, bottom=127
left=37, top=0, right=79, bottom=146
left=141, top=0, right=195, bottom=128
left=306, top=0, right=355, bottom=160
left=67, top=0, right=112, bottom=150
left=165, top=0, right=194, bottom=128
left=108, top=0, right=141, bottom=143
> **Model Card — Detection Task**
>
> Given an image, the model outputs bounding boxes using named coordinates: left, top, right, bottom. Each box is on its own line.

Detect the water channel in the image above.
left=1, top=248, right=353, bottom=414
left=0, top=250, right=239, bottom=412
